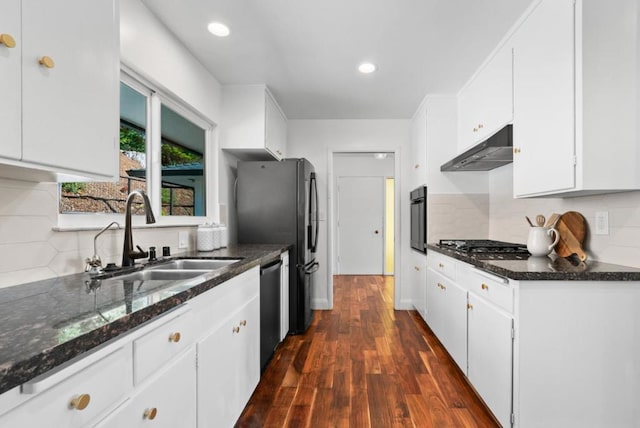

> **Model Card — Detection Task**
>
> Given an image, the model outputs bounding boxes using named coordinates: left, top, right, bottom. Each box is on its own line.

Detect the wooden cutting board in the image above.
left=554, top=211, right=587, bottom=261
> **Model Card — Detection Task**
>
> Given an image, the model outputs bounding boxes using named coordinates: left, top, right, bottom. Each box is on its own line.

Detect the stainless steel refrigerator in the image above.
left=237, top=158, right=319, bottom=334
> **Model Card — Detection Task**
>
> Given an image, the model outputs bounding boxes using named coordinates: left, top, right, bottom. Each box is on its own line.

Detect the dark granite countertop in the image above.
left=427, top=243, right=640, bottom=281
left=0, top=244, right=289, bottom=395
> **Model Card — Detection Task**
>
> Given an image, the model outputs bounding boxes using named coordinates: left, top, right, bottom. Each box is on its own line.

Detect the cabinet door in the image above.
left=458, top=77, right=484, bottom=151
left=411, top=252, right=427, bottom=320
left=265, top=92, right=287, bottom=160
left=21, top=0, right=118, bottom=178
left=467, top=293, right=513, bottom=427
left=96, top=348, right=196, bottom=428
left=197, top=296, right=260, bottom=427
left=512, top=0, right=575, bottom=197
left=0, top=0, right=21, bottom=161
left=409, top=103, right=427, bottom=187
left=426, top=269, right=467, bottom=372
left=458, top=43, right=513, bottom=151
left=236, top=296, right=261, bottom=408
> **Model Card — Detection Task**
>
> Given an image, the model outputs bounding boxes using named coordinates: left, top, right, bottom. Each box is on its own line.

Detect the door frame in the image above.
left=327, top=148, right=401, bottom=309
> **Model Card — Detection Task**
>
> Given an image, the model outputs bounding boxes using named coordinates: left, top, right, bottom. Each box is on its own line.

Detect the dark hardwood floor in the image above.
left=236, top=275, right=499, bottom=427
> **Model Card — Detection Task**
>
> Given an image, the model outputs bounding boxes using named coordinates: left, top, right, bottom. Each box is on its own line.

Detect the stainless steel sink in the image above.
left=150, top=259, right=241, bottom=271
left=111, top=269, right=210, bottom=282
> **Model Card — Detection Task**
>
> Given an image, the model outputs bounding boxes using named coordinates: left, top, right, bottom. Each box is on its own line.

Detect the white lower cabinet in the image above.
left=467, top=293, right=513, bottom=428
left=96, top=347, right=196, bottom=428
left=197, top=295, right=260, bottom=428
left=426, top=254, right=513, bottom=425
left=410, top=251, right=427, bottom=320
left=426, top=268, right=467, bottom=372
left=427, top=252, right=640, bottom=427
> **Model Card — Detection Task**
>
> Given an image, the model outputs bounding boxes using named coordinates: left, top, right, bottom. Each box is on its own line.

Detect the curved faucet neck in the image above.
left=122, top=190, right=156, bottom=267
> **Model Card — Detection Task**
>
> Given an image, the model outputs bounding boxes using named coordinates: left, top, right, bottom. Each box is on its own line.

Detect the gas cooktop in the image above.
left=437, top=239, right=530, bottom=259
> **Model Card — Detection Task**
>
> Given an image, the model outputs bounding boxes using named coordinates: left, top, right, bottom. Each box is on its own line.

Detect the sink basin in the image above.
left=151, top=259, right=241, bottom=271
left=111, top=269, right=210, bottom=282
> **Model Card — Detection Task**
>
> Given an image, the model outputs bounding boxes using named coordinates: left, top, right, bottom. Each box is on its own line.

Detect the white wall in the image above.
left=287, top=120, right=411, bottom=309
left=0, top=0, right=223, bottom=288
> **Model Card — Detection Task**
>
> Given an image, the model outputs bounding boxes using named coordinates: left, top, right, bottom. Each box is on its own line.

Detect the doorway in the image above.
left=332, top=152, right=395, bottom=276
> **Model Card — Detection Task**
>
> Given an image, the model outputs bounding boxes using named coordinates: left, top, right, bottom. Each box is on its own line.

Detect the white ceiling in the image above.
left=142, top=0, right=534, bottom=119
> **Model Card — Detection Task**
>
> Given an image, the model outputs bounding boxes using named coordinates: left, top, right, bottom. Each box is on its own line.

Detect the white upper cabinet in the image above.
left=458, top=41, right=513, bottom=152
left=265, top=92, right=287, bottom=160
left=409, top=99, right=427, bottom=188
left=0, top=0, right=21, bottom=161
left=1, top=0, right=119, bottom=181
left=221, top=85, right=287, bottom=160
left=512, top=0, right=640, bottom=197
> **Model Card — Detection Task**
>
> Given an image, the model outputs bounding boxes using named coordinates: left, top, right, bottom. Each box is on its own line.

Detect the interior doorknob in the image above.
left=374, top=230, right=379, bottom=234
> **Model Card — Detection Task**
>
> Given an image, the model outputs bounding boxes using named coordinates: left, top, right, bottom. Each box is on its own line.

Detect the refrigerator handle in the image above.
left=298, top=260, right=319, bottom=275
left=309, top=172, right=319, bottom=253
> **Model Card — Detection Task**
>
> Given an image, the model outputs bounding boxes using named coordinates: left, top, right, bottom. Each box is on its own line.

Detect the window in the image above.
left=59, top=73, right=212, bottom=224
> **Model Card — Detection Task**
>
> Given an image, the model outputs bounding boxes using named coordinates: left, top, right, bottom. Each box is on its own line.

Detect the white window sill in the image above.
left=54, top=213, right=208, bottom=232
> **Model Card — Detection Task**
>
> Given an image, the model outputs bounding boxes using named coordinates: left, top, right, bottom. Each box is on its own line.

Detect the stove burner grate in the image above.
left=438, top=239, right=529, bottom=254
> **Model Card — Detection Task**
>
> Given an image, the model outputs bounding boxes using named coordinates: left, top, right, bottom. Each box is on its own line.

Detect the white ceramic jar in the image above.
left=197, top=223, right=215, bottom=252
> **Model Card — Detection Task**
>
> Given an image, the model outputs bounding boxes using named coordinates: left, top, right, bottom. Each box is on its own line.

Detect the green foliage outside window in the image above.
left=120, top=126, right=145, bottom=152
left=162, top=144, right=200, bottom=166
left=61, top=182, right=86, bottom=194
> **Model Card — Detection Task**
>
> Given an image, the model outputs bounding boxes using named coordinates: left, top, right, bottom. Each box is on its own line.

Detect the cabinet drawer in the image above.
left=427, top=252, right=457, bottom=281
left=467, top=269, right=513, bottom=313
left=133, top=307, right=195, bottom=385
left=0, top=346, right=130, bottom=427
left=96, top=347, right=196, bottom=428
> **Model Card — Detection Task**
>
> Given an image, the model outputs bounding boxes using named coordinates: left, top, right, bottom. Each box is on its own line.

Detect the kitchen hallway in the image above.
left=236, top=276, right=498, bottom=427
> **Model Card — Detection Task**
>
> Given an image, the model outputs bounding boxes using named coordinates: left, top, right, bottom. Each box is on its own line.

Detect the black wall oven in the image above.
left=410, top=186, right=427, bottom=253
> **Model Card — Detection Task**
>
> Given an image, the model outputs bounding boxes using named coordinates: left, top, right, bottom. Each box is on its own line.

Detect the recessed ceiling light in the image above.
left=358, top=62, right=377, bottom=74
left=207, top=22, right=230, bottom=37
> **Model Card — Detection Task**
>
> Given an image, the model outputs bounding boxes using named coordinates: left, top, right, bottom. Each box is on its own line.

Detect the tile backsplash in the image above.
left=428, top=193, right=490, bottom=243
left=489, top=164, right=640, bottom=268
left=0, top=178, right=195, bottom=289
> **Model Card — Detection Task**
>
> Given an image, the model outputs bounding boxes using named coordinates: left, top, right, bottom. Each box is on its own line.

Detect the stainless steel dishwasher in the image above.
left=260, top=259, right=282, bottom=372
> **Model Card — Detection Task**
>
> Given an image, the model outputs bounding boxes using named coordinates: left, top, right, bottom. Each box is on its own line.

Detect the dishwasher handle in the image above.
left=260, top=260, right=282, bottom=275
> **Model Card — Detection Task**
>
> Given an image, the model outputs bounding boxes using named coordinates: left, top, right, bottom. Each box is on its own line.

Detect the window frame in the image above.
left=56, top=69, right=218, bottom=230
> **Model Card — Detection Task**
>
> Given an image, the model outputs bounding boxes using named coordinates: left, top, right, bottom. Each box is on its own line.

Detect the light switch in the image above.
left=178, top=231, right=189, bottom=249
left=594, top=211, right=609, bottom=235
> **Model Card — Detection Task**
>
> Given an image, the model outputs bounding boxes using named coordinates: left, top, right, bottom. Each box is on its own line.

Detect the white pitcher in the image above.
left=527, top=226, right=560, bottom=257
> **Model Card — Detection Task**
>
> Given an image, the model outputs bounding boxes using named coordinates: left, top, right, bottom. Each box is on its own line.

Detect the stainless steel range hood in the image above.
left=440, top=124, right=513, bottom=171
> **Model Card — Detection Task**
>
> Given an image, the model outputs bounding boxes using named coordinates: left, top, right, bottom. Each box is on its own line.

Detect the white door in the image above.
left=337, top=176, right=384, bottom=274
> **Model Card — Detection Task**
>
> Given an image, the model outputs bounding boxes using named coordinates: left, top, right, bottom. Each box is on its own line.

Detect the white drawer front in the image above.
left=133, top=308, right=195, bottom=385
left=0, top=346, right=131, bottom=427
left=427, top=252, right=457, bottom=281
left=467, top=269, right=513, bottom=313
left=96, top=347, right=197, bottom=428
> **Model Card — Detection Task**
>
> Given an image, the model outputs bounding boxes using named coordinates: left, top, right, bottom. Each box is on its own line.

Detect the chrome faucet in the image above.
left=122, top=190, right=156, bottom=267
left=85, top=221, right=120, bottom=275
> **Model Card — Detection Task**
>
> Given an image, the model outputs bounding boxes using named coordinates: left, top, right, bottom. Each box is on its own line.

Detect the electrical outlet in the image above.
left=595, top=211, right=609, bottom=235
left=178, top=231, right=189, bottom=249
